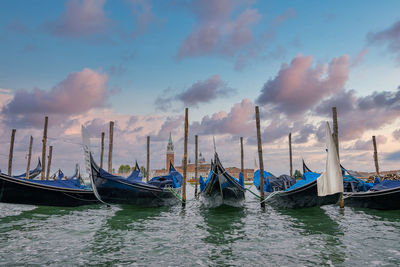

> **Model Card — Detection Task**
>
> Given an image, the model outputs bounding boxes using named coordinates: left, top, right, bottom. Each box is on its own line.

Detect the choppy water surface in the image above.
left=1, top=185, right=400, bottom=266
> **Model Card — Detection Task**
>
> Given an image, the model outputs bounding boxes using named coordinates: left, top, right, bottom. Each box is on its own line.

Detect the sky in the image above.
left=1, top=0, right=400, bottom=176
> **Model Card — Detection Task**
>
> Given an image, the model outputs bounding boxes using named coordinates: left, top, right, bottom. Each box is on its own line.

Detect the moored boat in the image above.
left=341, top=166, right=400, bottom=210
left=265, top=122, right=342, bottom=209
left=199, top=153, right=245, bottom=207
left=89, top=155, right=182, bottom=206
left=0, top=168, right=98, bottom=207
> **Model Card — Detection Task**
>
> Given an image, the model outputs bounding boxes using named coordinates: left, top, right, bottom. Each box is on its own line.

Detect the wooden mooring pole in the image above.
left=332, top=107, right=344, bottom=208
left=255, top=106, right=265, bottom=208
left=26, top=136, right=33, bottom=179
left=8, top=129, right=16, bottom=176
left=100, top=132, right=104, bottom=169
left=182, top=108, right=188, bottom=206
left=146, top=136, right=150, bottom=182
left=240, top=137, right=244, bottom=176
left=194, top=135, right=198, bottom=198
left=108, top=121, right=114, bottom=173
left=41, top=116, right=48, bottom=180
left=46, top=145, right=53, bottom=180
left=289, top=133, right=293, bottom=177
left=372, top=136, right=380, bottom=177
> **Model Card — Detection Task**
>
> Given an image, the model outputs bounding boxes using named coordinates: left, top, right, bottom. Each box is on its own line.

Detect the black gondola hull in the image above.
left=90, top=158, right=181, bottom=206
left=344, top=187, right=400, bottom=210
left=199, top=154, right=245, bottom=207
left=200, top=178, right=245, bottom=207
left=0, top=174, right=98, bottom=207
left=268, top=179, right=340, bottom=209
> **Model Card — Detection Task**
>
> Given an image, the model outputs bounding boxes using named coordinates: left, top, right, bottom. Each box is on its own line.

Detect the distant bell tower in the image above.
left=166, top=132, right=174, bottom=170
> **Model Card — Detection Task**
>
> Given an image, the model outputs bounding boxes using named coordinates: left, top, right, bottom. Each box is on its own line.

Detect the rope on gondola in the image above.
left=166, top=187, right=185, bottom=203
left=246, top=188, right=261, bottom=199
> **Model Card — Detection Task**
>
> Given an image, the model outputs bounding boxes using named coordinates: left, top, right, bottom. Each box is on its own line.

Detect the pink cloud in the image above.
left=177, top=0, right=261, bottom=59
left=191, top=98, right=254, bottom=136
left=1, top=68, right=108, bottom=128
left=351, top=48, right=368, bottom=67
left=45, top=0, right=111, bottom=38
left=256, top=54, right=349, bottom=115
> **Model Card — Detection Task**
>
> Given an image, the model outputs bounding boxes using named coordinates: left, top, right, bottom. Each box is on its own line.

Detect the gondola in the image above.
left=305, top=162, right=400, bottom=210
left=199, top=152, right=245, bottom=207
left=341, top=166, right=400, bottom=210
left=265, top=122, right=342, bottom=209
left=89, top=154, right=182, bottom=206
left=0, top=167, right=98, bottom=207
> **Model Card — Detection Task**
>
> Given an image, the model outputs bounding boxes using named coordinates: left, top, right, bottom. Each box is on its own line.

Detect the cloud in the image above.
left=234, top=8, right=296, bottom=71
left=351, top=48, right=368, bottom=67
left=155, top=75, right=235, bottom=110
left=177, top=0, right=261, bottom=59
left=191, top=98, right=254, bottom=136
left=314, top=86, right=400, bottom=141
left=367, top=19, right=400, bottom=62
left=177, top=75, right=235, bottom=107
left=385, top=150, right=400, bottom=161
left=151, top=116, right=184, bottom=141
left=44, top=0, right=111, bottom=38
left=393, top=129, right=400, bottom=140
left=294, top=124, right=315, bottom=144
left=350, top=135, right=387, bottom=151
left=1, top=68, right=109, bottom=128
left=256, top=54, right=350, bottom=115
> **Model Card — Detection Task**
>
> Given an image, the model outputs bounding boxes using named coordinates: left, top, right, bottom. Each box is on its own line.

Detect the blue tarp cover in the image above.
left=285, top=171, right=320, bottom=191
left=199, top=175, right=205, bottom=192
left=17, top=177, right=88, bottom=190
left=127, top=167, right=143, bottom=182
left=239, top=173, right=244, bottom=187
left=149, top=166, right=182, bottom=188
left=343, top=175, right=374, bottom=192
left=253, top=170, right=274, bottom=191
left=370, top=180, right=400, bottom=191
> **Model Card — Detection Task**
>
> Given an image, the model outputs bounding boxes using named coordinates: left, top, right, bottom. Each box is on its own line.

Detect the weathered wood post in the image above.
left=26, top=136, right=33, bottom=179
left=108, top=121, right=114, bottom=173
left=194, top=134, right=198, bottom=198
left=41, top=116, right=48, bottom=180
left=255, top=106, right=265, bottom=208
left=289, top=133, right=293, bottom=177
left=372, top=136, right=380, bottom=177
left=240, top=137, right=244, bottom=176
left=332, top=107, right=344, bottom=208
left=182, top=108, right=188, bottom=206
left=332, top=107, right=339, bottom=156
left=100, top=132, right=105, bottom=169
left=8, top=129, right=16, bottom=176
left=146, top=136, right=150, bottom=182
left=46, top=145, right=53, bottom=180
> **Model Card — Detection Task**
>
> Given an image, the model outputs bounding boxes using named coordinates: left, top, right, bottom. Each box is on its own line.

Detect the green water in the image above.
left=1, top=185, right=400, bottom=266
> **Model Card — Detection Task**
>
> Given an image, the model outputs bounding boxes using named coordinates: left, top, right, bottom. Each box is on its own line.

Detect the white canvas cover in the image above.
left=317, top=122, right=344, bottom=196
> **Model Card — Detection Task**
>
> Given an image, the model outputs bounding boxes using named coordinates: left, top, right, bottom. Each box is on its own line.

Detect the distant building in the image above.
left=166, top=132, right=174, bottom=171
left=153, top=138, right=254, bottom=181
